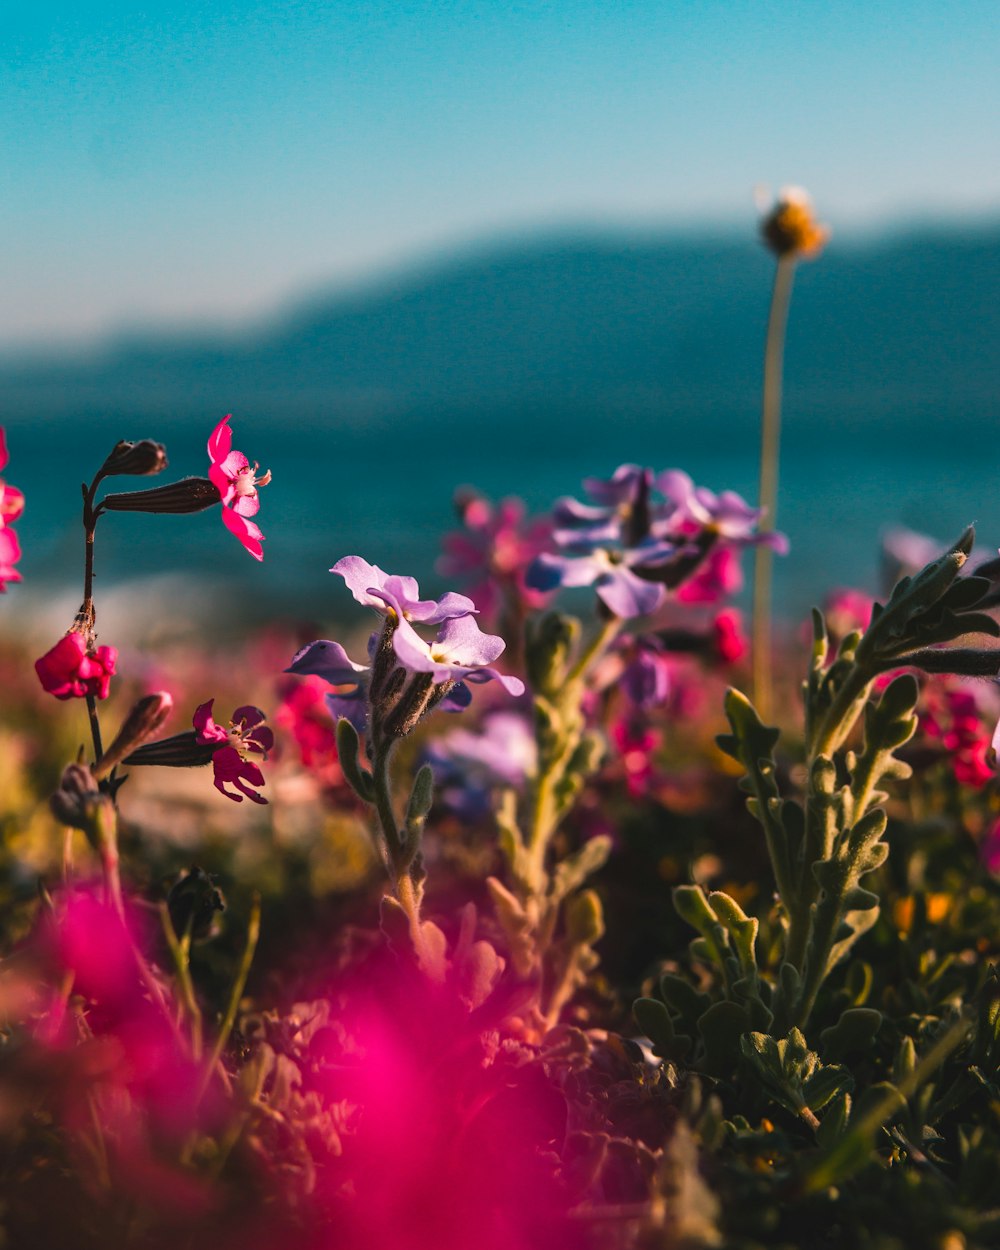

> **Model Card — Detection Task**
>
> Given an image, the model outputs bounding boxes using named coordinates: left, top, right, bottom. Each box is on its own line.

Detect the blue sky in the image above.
left=2, top=1, right=998, bottom=345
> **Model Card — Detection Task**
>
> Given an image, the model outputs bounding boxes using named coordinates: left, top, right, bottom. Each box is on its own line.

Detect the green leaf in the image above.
left=699, top=1001, right=752, bottom=1073
left=820, top=1008, right=882, bottom=1060
left=634, top=997, right=692, bottom=1062
left=336, top=718, right=374, bottom=801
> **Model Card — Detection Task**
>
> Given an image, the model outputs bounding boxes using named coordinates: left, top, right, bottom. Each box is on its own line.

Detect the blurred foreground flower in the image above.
left=208, top=414, right=269, bottom=560
left=35, top=630, right=118, bottom=700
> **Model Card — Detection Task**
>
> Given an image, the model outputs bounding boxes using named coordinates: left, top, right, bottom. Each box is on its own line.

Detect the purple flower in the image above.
left=552, top=464, right=659, bottom=549
left=528, top=541, right=675, bottom=619
left=332, top=556, right=475, bottom=623
left=391, top=614, right=525, bottom=696
left=656, top=470, right=788, bottom=552
left=285, top=639, right=372, bottom=731
left=425, top=711, right=536, bottom=818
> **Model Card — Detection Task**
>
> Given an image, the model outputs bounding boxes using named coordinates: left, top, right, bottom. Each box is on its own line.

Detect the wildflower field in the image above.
left=4, top=197, right=1000, bottom=1250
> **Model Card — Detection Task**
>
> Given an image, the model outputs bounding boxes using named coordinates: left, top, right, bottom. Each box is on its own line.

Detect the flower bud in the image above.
left=50, top=762, right=116, bottom=852
left=100, top=439, right=168, bottom=477
left=168, top=866, right=225, bottom=942
left=760, top=187, right=829, bottom=259
left=95, top=692, right=174, bottom=779
left=99, top=477, right=220, bottom=515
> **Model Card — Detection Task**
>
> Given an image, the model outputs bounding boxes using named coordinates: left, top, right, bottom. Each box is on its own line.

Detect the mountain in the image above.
left=3, top=225, right=998, bottom=440
left=3, top=224, right=999, bottom=617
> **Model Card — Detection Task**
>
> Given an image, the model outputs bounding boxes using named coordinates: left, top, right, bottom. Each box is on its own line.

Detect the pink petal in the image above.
left=219, top=450, right=249, bottom=478
left=231, top=493, right=260, bottom=518
left=0, top=427, right=6, bottom=473
left=0, top=485, right=24, bottom=525
left=207, top=415, right=233, bottom=464
left=221, top=505, right=264, bottom=561
left=193, top=699, right=226, bottom=743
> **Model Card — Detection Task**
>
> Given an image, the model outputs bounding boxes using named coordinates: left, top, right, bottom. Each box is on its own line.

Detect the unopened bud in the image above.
left=95, top=692, right=174, bottom=779
left=760, top=187, right=828, bottom=260
left=100, top=476, right=220, bottom=515
left=100, top=439, right=169, bottom=477
left=50, top=762, right=116, bottom=852
left=168, top=866, right=225, bottom=942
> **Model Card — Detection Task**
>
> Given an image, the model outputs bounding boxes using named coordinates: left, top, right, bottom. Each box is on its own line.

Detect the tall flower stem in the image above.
left=752, top=254, right=796, bottom=722
left=80, top=474, right=107, bottom=763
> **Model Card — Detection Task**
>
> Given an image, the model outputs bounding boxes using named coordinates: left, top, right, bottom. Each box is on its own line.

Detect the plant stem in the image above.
left=199, top=894, right=261, bottom=1101
left=752, top=255, right=796, bottom=723
left=370, top=743, right=439, bottom=976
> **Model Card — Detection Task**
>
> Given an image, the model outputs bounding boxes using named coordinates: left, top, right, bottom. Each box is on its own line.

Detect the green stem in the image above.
left=752, top=255, right=796, bottom=723
left=159, top=904, right=203, bottom=1059
left=810, top=665, right=873, bottom=758
left=564, top=615, right=620, bottom=688
left=199, top=894, right=261, bottom=1102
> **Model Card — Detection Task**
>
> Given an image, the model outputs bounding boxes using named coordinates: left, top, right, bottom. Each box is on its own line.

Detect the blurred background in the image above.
left=2, top=1, right=999, bottom=629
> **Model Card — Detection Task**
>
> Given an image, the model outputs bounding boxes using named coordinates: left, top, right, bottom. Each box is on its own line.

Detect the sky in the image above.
left=2, top=0, right=998, bottom=346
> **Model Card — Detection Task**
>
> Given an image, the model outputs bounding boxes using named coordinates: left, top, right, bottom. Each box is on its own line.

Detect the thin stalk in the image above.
left=199, top=894, right=261, bottom=1101
left=370, top=746, right=439, bottom=977
left=159, top=904, right=203, bottom=1059
left=752, top=255, right=796, bottom=722
left=564, top=615, right=620, bottom=688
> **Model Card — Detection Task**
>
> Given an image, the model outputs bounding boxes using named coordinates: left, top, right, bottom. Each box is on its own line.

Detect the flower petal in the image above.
left=207, top=415, right=233, bottom=464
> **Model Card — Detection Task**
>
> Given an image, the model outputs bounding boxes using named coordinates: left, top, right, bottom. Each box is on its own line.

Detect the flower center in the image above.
left=234, top=463, right=271, bottom=497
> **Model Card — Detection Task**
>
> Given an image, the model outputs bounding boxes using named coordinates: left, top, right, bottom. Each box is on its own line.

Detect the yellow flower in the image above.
left=759, top=186, right=829, bottom=259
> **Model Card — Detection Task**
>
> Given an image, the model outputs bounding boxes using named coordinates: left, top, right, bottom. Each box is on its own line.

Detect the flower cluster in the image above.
left=527, top=463, right=786, bottom=619
left=438, top=489, right=552, bottom=624
left=287, top=557, right=524, bottom=743
left=0, top=427, right=24, bottom=592
left=208, top=415, right=271, bottom=560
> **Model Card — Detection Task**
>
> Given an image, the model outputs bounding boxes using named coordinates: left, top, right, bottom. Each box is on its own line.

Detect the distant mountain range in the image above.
left=4, top=224, right=999, bottom=616
left=3, top=224, right=998, bottom=442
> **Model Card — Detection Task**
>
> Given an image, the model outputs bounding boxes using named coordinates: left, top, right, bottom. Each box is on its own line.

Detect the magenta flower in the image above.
left=332, top=556, right=476, bottom=623
left=35, top=632, right=118, bottom=701
left=0, top=427, right=24, bottom=592
left=207, top=415, right=270, bottom=561
left=0, top=427, right=24, bottom=528
left=193, top=699, right=272, bottom=803
left=0, top=527, right=21, bottom=593
left=438, top=491, right=552, bottom=620
left=391, top=614, right=525, bottom=695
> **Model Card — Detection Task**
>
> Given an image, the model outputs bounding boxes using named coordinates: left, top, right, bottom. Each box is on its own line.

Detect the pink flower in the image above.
left=207, top=415, right=270, bottom=561
left=0, top=428, right=24, bottom=526
left=0, top=527, right=21, bottom=593
left=0, top=427, right=24, bottom=592
left=193, top=699, right=272, bottom=803
left=35, top=632, right=118, bottom=700
left=713, top=608, right=748, bottom=664
left=981, top=818, right=1000, bottom=875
